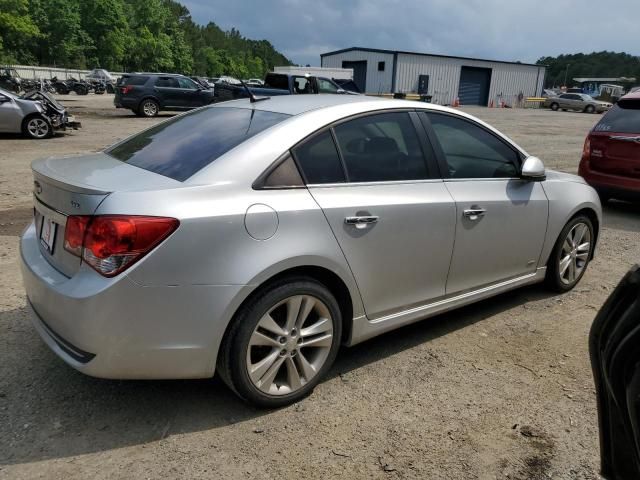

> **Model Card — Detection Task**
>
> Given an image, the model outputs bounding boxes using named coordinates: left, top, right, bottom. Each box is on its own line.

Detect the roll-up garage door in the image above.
left=458, top=67, right=492, bottom=106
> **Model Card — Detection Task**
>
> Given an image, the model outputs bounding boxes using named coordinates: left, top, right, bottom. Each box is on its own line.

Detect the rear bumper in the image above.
left=579, top=160, right=640, bottom=200
left=20, top=221, right=245, bottom=379
left=114, top=96, right=138, bottom=109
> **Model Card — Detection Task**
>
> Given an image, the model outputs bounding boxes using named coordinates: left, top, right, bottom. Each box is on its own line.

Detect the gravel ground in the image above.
left=1, top=95, right=639, bottom=479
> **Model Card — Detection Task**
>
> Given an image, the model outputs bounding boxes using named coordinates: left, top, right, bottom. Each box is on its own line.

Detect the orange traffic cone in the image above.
left=489, top=100, right=494, bottom=108
left=453, top=97, right=460, bottom=107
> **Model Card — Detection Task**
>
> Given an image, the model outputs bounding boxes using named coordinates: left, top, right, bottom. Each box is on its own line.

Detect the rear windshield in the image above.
left=106, top=107, right=290, bottom=181
left=594, top=101, right=640, bottom=134
left=264, top=74, right=289, bottom=90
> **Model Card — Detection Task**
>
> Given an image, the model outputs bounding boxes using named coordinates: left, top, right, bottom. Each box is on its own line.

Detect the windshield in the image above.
left=106, top=107, right=291, bottom=181
left=594, top=101, right=640, bottom=134
left=0, top=87, right=17, bottom=99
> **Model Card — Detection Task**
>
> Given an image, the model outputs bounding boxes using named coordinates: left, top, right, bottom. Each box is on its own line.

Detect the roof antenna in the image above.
left=240, top=79, right=269, bottom=103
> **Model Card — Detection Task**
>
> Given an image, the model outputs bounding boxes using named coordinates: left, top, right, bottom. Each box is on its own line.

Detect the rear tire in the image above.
left=545, top=215, right=594, bottom=293
left=138, top=98, right=159, bottom=117
left=217, top=276, right=342, bottom=408
left=550, top=102, right=559, bottom=111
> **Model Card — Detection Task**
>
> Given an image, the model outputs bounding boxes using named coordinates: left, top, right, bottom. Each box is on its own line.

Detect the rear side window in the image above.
left=594, top=101, right=640, bottom=134
left=155, top=77, right=179, bottom=88
left=107, top=107, right=290, bottom=181
left=292, top=131, right=345, bottom=184
left=264, top=74, right=288, bottom=90
left=427, top=113, right=519, bottom=179
left=119, top=76, right=149, bottom=86
left=334, top=112, right=429, bottom=182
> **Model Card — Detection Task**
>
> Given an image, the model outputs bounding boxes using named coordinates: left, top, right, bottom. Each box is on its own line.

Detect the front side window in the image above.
left=317, top=78, right=339, bottom=94
left=107, top=107, right=290, bottom=181
left=178, top=77, right=198, bottom=89
left=427, top=113, right=519, bottom=179
left=333, top=112, right=429, bottom=182
left=292, top=131, right=345, bottom=184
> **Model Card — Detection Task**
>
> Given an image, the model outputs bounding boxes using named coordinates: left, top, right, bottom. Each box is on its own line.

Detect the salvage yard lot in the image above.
left=1, top=95, right=639, bottom=479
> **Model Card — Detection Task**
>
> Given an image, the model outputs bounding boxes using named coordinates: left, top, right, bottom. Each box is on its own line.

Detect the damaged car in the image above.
left=0, top=87, right=81, bottom=139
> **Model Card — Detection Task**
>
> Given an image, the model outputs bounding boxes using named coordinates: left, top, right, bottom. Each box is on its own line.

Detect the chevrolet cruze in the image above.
left=21, top=95, right=602, bottom=407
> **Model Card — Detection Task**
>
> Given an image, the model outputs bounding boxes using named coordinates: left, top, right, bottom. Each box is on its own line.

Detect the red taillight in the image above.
left=121, top=85, right=133, bottom=94
left=583, top=136, right=591, bottom=158
left=64, top=215, right=90, bottom=256
left=64, top=215, right=179, bottom=277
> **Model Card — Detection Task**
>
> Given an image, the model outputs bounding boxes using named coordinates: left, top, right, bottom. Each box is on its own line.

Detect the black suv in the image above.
left=114, top=73, right=215, bottom=117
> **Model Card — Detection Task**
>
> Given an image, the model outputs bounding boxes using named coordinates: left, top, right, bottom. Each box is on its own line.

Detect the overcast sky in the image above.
left=182, top=0, right=638, bottom=66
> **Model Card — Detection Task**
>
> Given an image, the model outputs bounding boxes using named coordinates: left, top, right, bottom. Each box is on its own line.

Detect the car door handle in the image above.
left=463, top=208, right=486, bottom=220
left=345, top=215, right=379, bottom=227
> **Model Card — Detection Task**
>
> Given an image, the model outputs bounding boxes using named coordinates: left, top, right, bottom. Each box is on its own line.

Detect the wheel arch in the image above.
left=136, top=95, right=162, bottom=110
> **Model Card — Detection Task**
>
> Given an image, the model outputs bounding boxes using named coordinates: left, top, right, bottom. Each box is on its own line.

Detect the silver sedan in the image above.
left=544, top=93, right=612, bottom=113
left=20, top=95, right=601, bottom=407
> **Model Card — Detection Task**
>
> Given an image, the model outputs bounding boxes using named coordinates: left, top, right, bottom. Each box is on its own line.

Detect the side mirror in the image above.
left=521, top=156, right=546, bottom=180
left=336, top=88, right=347, bottom=94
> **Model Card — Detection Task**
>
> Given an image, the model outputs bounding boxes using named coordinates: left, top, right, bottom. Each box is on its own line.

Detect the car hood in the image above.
left=544, top=169, right=587, bottom=184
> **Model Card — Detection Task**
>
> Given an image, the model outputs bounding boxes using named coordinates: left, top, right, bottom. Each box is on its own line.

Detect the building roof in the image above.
left=320, top=47, right=543, bottom=68
left=573, top=77, right=636, bottom=83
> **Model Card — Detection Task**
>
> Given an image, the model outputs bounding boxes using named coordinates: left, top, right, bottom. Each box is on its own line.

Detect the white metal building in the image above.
left=273, top=66, right=353, bottom=80
left=320, top=47, right=546, bottom=106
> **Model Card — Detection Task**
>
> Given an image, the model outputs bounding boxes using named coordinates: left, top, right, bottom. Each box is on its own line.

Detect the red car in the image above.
left=579, top=91, right=640, bottom=201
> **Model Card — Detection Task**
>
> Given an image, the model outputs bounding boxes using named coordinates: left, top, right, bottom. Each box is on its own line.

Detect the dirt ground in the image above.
left=1, top=94, right=639, bottom=479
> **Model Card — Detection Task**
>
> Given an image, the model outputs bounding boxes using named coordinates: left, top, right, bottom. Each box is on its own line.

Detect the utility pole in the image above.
left=564, top=64, right=570, bottom=87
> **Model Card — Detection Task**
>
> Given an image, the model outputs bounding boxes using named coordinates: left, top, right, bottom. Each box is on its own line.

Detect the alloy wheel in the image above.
left=143, top=101, right=158, bottom=116
left=559, top=222, right=591, bottom=285
left=27, top=118, right=50, bottom=138
left=246, top=294, right=334, bottom=396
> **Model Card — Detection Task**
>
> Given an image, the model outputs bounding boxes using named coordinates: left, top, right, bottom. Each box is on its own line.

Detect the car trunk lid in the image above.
left=32, top=153, right=180, bottom=277
left=589, top=131, right=640, bottom=178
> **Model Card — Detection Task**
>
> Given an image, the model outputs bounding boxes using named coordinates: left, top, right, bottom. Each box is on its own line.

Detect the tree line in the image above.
left=537, top=51, right=640, bottom=88
left=0, top=0, right=293, bottom=78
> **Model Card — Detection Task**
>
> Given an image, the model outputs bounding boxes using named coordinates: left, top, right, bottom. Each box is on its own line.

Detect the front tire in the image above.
left=546, top=215, right=594, bottom=292
left=22, top=115, right=52, bottom=139
left=217, top=277, right=342, bottom=408
left=585, top=105, right=595, bottom=114
left=138, top=98, right=159, bottom=117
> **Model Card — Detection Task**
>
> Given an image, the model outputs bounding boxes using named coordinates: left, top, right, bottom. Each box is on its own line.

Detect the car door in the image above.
left=154, top=76, right=183, bottom=108
left=176, top=77, right=205, bottom=107
left=293, top=111, right=457, bottom=319
left=558, top=94, right=572, bottom=109
left=0, top=92, right=21, bottom=132
left=422, top=112, right=548, bottom=295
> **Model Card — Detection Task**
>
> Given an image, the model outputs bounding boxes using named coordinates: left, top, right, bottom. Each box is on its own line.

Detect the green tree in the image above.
left=0, top=0, right=41, bottom=63
left=80, top=0, right=129, bottom=70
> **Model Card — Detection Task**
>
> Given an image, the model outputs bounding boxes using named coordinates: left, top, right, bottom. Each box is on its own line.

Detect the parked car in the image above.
left=114, top=73, right=215, bottom=117
left=0, top=87, right=80, bottom=139
left=579, top=91, right=640, bottom=202
left=544, top=93, right=612, bottom=113
left=214, top=72, right=348, bottom=103
left=590, top=264, right=640, bottom=480
left=85, top=68, right=113, bottom=83
left=21, top=95, right=601, bottom=407
left=0, top=66, right=22, bottom=93
left=245, top=78, right=264, bottom=86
